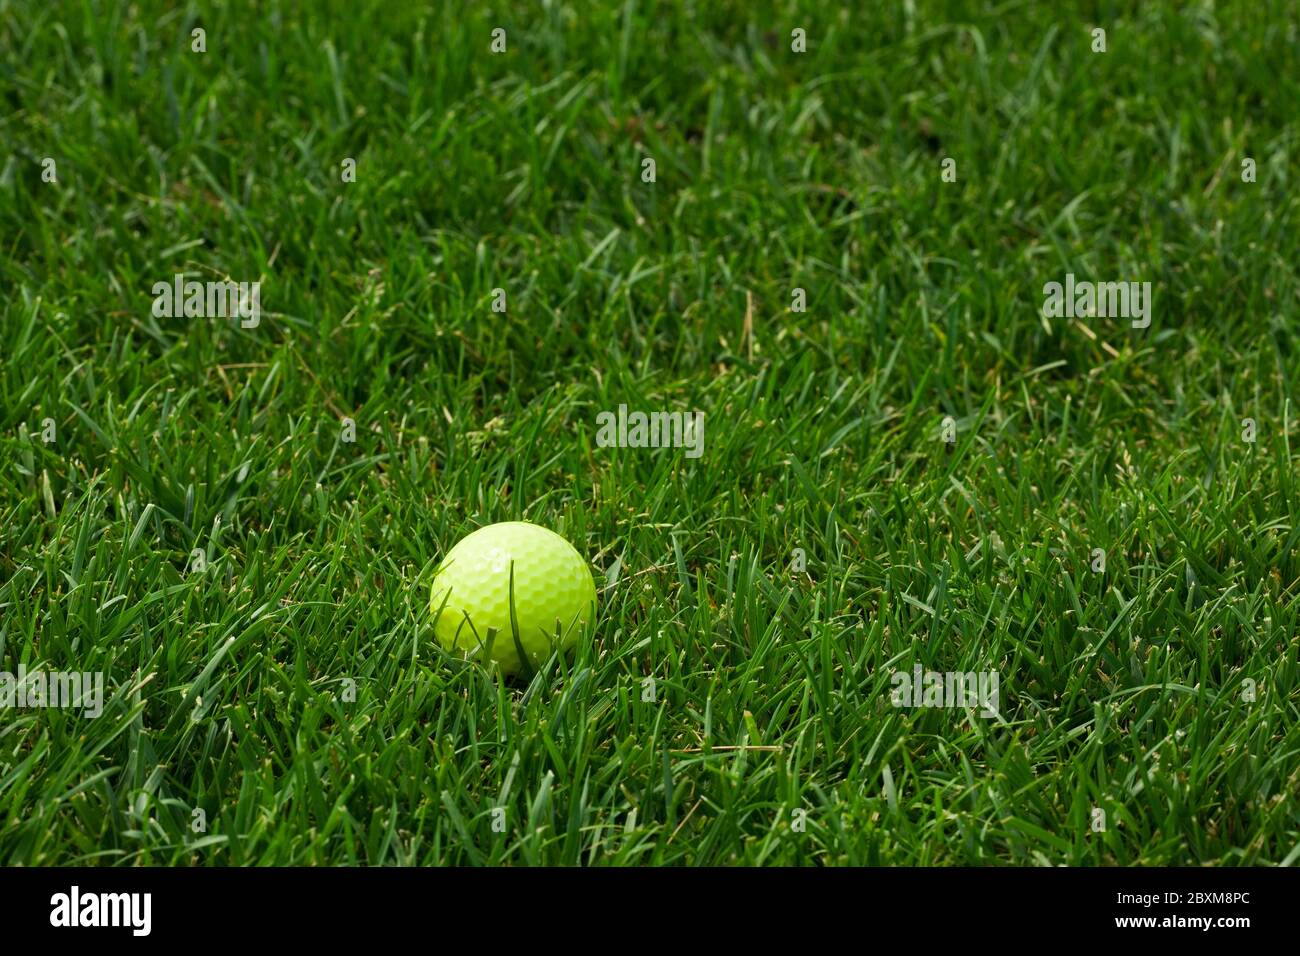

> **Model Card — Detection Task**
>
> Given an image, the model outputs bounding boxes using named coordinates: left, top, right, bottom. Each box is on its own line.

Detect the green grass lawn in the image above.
left=2, top=0, right=1298, bottom=865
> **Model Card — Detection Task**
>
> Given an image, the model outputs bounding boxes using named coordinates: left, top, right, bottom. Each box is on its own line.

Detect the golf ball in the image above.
left=430, top=521, right=597, bottom=674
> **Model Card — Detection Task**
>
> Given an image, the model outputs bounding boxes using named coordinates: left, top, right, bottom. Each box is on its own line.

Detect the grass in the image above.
left=1, top=0, right=1299, bottom=865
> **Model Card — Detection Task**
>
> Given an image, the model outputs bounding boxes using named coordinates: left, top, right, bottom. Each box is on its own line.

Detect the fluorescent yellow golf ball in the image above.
left=430, top=521, right=597, bottom=674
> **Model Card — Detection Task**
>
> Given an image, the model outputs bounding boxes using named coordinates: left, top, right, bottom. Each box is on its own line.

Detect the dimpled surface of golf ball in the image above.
left=431, top=521, right=597, bottom=674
